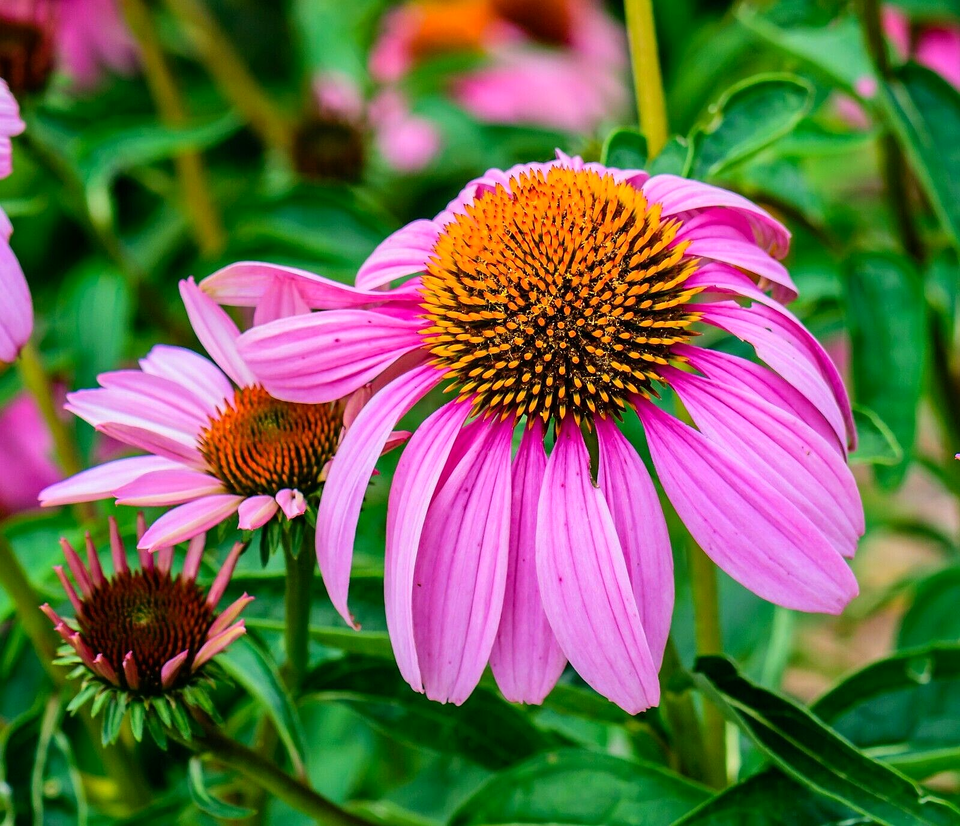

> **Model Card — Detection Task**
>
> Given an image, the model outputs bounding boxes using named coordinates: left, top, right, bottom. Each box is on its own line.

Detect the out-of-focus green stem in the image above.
left=688, top=542, right=727, bottom=788
left=624, top=0, right=669, bottom=155
left=120, top=0, right=225, bottom=257
left=162, top=0, right=293, bottom=155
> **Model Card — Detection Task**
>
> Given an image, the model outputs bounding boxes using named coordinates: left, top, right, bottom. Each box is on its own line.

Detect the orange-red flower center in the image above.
left=420, top=167, right=702, bottom=424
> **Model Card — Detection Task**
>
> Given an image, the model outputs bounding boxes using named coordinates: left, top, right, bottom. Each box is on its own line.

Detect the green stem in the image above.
left=688, top=542, right=727, bottom=788
left=188, top=722, right=376, bottom=826
left=283, top=528, right=315, bottom=693
left=858, top=0, right=923, bottom=261
left=624, top=0, right=670, bottom=155
left=659, top=637, right=709, bottom=782
left=120, top=0, right=225, bottom=257
left=161, top=0, right=293, bottom=155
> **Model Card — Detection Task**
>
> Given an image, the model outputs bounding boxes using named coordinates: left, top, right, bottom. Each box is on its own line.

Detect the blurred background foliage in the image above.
left=2, top=0, right=960, bottom=822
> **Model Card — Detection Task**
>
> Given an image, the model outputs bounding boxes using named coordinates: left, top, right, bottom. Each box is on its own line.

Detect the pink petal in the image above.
left=206, top=542, right=246, bottom=607
left=237, top=495, right=279, bottom=530
left=138, top=345, right=233, bottom=415
left=0, top=80, right=25, bottom=180
left=66, top=387, right=202, bottom=448
left=642, top=175, right=790, bottom=257
left=193, top=622, right=246, bottom=670
left=386, top=400, right=473, bottom=691
left=114, top=469, right=225, bottom=507
left=97, top=370, right=213, bottom=424
left=161, top=650, right=190, bottom=688
left=209, top=593, right=254, bottom=637
left=137, top=494, right=244, bottom=551
left=316, top=362, right=443, bottom=627
left=201, top=262, right=419, bottom=310
left=179, top=277, right=257, bottom=387
left=237, top=309, right=425, bottom=404
left=93, top=422, right=204, bottom=468
left=355, top=220, right=439, bottom=291
left=536, top=425, right=660, bottom=714
left=490, top=420, right=567, bottom=704
left=0, top=229, right=33, bottom=363
left=182, top=533, right=206, bottom=581
left=39, top=456, right=184, bottom=507
left=253, top=277, right=311, bottom=326
left=276, top=488, right=306, bottom=519
left=595, top=416, right=673, bottom=668
left=636, top=398, right=858, bottom=613
left=668, top=369, right=863, bottom=558
left=412, top=418, right=513, bottom=704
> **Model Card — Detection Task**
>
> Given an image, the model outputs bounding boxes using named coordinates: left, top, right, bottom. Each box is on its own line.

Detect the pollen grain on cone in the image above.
left=420, top=166, right=703, bottom=424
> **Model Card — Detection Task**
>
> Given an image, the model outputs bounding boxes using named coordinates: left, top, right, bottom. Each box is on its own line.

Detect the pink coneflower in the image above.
left=0, top=392, right=60, bottom=515
left=218, top=151, right=863, bottom=713
left=0, top=0, right=137, bottom=93
left=884, top=6, right=960, bottom=88
left=0, top=77, right=31, bottom=364
left=370, top=0, right=628, bottom=133
left=39, top=277, right=407, bottom=551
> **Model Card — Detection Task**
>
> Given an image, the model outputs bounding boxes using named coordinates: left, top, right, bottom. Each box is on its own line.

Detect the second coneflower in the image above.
left=220, top=151, right=863, bottom=714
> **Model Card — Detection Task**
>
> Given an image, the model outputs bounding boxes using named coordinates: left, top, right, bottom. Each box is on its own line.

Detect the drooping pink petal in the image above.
left=253, top=277, right=311, bottom=326
left=83, top=533, right=104, bottom=586
left=700, top=299, right=855, bottom=450
left=160, top=650, right=190, bottom=688
left=668, top=368, right=863, bottom=558
left=385, top=400, right=473, bottom=690
left=92, top=653, right=120, bottom=686
left=60, top=539, right=93, bottom=598
left=201, top=262, right=420, bottom=310
left=209, top=593, right=254, bottom=637
left=54, top=565, right=84, bottom=615
left=114, top=469, right=225, bottom=507
left=641, top=174, right=790, bottom=257
left=206, top=542, right=246, bottom=607
left=317, top=362, right=443, bottom=627
left=192, top=622, right=246, bottom=670
left=137, top=494, right=245, bottom=551
left=355, top=219, right=439, bottom=290
left=0, top=222, right=33, bottom=363
left=636, top=397, right=858, bottom=613
left=139, top=345, right=233, bottom=415
left=179, top=277, right=257, bottom=387
left=535, top=425, right=660, bottom=714
left=93, top=422, right=205, bottom=469
left=109, top=516, right=128, bottom=575
left=490, top=420, right=567, bottom=704
left=237, top=309, right=425, bottom=404
left=182, top=533, right=206, bottom=582
left=96, top=370, right=213, bottom=425
left=595, top=416, right=673, bottom=668
left=237, top=495, right=279, bottom=530
left=412, top=417, right=513, bottom=704
left=39, top=456, right=184, bottom=507
left=276, top=488, right=306, bottom=519
left=0, top=393, right=60, bottom=514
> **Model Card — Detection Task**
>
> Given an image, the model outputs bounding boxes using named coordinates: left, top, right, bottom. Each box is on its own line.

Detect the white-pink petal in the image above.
left=253, top=277, right=311, bottom=325
left=139, top=345, right=233, bottom=416
left=114, top=469, right=225, bottom=507
left=138, top=494, right=245, bottom=551
left=355, top=219, right=439, bottom=290
left=39, top=456, right=184, bottom=507
left=276, top=488, right=306, bottom=520
left=237, top=495, right=279, bottom=530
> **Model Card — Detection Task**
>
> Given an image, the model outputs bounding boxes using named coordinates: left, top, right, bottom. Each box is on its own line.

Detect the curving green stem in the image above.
left=624, top=0, right=670, bottom=155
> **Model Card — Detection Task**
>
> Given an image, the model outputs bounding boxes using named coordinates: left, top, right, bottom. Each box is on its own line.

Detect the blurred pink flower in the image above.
left=215, top=151, right=863, bottom=712
left=40, top=277, right=407, bottom=554
left=0, top=79, right=32, bottom=363
left=370, top=0, right=628, bottom=133
left=0, top=0, right=137, bottom=92
left=0, top=392, right=59, bottom=515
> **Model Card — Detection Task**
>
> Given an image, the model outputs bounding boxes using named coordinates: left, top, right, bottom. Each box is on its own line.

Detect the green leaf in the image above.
left=813, top=644, right=960, bottom=780
left=880, top=64, right=960, bottom=252
left=218, top=636, right=307, bottom=776
left=303, top=656, right=553, bottom=769
left=601, top=128, right=649, bottom=169
left=851, top=405, right=904, bottom=466
left=898, top=570, right=960, bottom=650
left=845, top=252, right=926, bottom=487
left=450, top=750, right=710, bottom=826
left=671, top=768, right=862, bottom=825
left=693, top=656, right=960, bottom=825
left=689, top=74, right=814, bottom=179
left=187, top=757, right=255, bottom=820
left=648, top=137, right=692, bottom=177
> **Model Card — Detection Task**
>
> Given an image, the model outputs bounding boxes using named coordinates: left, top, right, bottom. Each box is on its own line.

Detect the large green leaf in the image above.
left=845, top=252, right=926, bottom=487
left=898, top=570, right=960, bottom=650
left=812, top=644, right=960, bottom=780
left=881, top=64, right=960, bottom=251
left=851, top=405, right=904, bottom=466
left=688, top=74, right=813, bottom=179
left=450, top=750, right=710, bottom=826
left=303, top=656, right=554, bottom=769
left=601, top=128, right=648, bottom=169
left=693, top=656, right=960, bottom=825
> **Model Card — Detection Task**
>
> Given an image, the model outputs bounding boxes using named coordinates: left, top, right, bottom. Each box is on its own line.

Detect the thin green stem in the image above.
left=283, top=528, right=315, bottom=693
left=162, top=0, right=294, bottom=155
left=186, top=721, right=376, bottom=826
left=120, top=0, right=225, bottom=257
left=624, top=0, right=670, bottom=155
left=688, top=542, right=727, bottom=788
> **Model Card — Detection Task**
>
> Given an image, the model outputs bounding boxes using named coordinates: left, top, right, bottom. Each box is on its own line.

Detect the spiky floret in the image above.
left=43, top=516, right=251, bottom=745
left=420, top=167, right=703, bottom=425
left=199, top=385, right=343, bottom=498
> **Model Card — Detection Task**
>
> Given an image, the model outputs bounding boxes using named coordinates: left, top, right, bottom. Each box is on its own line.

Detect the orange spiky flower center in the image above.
left=420, top=167, right=702, bottom=424
left=200, top=385, right=342, bottom=497
left=78, top=569, right=213, bottom=695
